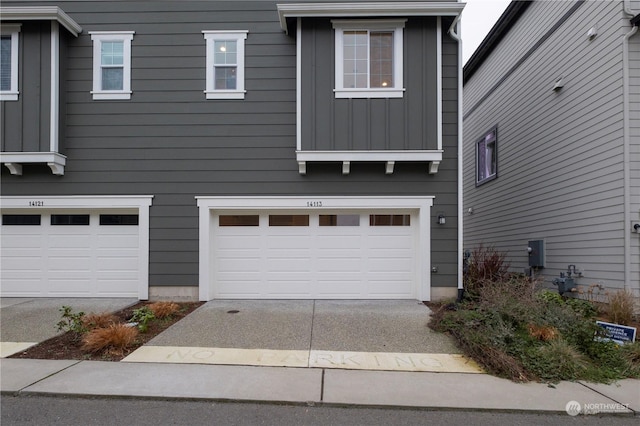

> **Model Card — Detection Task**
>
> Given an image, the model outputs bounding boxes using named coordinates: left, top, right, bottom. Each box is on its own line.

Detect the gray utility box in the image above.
left=528, top=240, right=544, bottom=268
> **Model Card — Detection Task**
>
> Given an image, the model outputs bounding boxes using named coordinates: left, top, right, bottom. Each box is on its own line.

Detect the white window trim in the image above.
left=89, top=31, right=134, bottom=100
left=1, top=24, right=21, bottom=101
left=203, top=30, right=248, bottom=100
left=332, top=19, right=405, bottom=99
left=196, top=195, right=433, bottom=301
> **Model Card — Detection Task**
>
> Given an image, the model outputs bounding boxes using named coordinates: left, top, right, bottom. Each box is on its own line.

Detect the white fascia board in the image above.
left=0, top=195, right=154, bottom=209
left=0, top=6, right=82, bottom=36
left=296, top=150, right=443, bottom=162
left=277, top=2, right=465, bottom=32
left=196, top=195, right=434, bottom=210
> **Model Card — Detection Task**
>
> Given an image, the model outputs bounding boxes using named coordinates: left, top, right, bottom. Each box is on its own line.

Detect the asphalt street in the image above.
left=1, top=395, right=637, bottom=426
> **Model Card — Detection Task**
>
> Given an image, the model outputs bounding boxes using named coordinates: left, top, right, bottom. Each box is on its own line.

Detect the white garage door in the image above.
left=212, top=211, right=416, bottom=299
left=1, top=211, right=141, bottom=297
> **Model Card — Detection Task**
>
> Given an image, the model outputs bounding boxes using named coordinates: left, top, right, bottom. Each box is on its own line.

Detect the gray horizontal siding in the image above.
left=463, top=0, right=630, bottom=292
left=1, top=1, right=461, bottom=291
left=630, top=23, right=640, bottom=291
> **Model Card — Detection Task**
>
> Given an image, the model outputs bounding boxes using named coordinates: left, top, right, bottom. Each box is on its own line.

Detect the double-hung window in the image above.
left=333, top=20, right=405, bottom=99
left=1, top=24, right=20, bottom=101
left=203, top=30, right=248, bottom=99
left=90, top=31, right=134, bottom=100
left=476, top=127, right=498, bottom=185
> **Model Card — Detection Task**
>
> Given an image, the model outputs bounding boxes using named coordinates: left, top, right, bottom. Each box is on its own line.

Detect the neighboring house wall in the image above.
left=464, top=0, right=639, bottom=296
left=629, top=8, right=640, bottom=295
left=1, top=1, right=461, bottom=298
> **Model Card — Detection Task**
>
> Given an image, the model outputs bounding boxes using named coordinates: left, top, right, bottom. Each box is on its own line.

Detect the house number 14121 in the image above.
left=29, top=201, right=44, bottom=207
left=306, top=201, right=322, bottom=207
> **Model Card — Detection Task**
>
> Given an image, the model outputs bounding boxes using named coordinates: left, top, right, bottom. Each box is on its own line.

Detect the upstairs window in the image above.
left=333, top=20, right=405, bottom=99
left=90, top=31, right=134, bottom=100
left=476, top=127, right=498, bottom=185
left=203, top=30, right=248, bottom=99
left=0, top=25, right=20, bottom=101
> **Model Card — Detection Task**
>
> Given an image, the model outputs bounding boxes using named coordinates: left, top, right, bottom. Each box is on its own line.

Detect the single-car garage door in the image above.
left=211, top=211, right=417, bottom=299
left=1, top=211, right=141, bottom=297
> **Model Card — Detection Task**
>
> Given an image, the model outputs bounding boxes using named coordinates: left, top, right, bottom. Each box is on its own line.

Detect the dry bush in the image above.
left=527, top=324, right=560, bottom=342
left=148, top=301, right=180, bottom=319
left=82, top=313, right=118, bottom=330
left=464, top=244, right=510, bottom=298
left=81, top=324, right=138, bottom=355
left=606, top=289, right=636, bottom=326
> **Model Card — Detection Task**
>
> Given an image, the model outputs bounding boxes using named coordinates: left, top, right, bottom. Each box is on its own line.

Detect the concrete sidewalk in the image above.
left=1, top=358, right=638, bottom=416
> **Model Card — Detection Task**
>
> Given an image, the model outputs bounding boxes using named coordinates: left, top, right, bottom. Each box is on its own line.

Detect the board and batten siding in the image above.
left=301, top=17, right=438, bottom=151
left=463, top=0, right=635, bottom=294
left=1, top=1, right=461, bottom=293
left=1, top=21, right=54, bottom=153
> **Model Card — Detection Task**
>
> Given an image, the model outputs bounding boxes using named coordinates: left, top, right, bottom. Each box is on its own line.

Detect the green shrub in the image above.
left=430, top=272, right=640, bottom=384
left=130, top=306, right=155, bottom=333
left=56, top=306, right=88, bottom=336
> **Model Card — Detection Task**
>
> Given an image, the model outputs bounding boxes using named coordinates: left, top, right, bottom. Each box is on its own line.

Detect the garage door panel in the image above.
left=97, top=234, right=139, bottom=249
left=316, top=258, right=361, bottom=272
left=218, top=258, right=261, bottom=272
left=48, top=234, right=92, bottom=249
left=267, top=280, right=312, bottom=296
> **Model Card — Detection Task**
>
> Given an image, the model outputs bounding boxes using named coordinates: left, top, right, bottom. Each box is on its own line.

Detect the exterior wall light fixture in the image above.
left=437, top=214, right=446, bottom=225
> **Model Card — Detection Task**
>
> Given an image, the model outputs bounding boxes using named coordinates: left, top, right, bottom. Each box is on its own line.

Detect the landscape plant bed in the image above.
left=9, top=301, right=203, bottom=362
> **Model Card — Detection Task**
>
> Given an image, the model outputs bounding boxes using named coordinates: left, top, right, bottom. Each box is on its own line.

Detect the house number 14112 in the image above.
left=306, top=201, right=322, bottom=207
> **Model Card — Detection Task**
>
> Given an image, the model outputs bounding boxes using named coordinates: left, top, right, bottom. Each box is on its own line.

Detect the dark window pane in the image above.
left=219, top=215, right=259, bottom=226
left=2, top=215, right=41, bottom=225
left=1, top=36, right=11, bottom=91
left=100, top=214, right=139, bottom=225
left=269, top=215, right=309, bottom=226
left=369, top=214, right=411, bottom=226
left=319, top=214, right=360, bottom=226
left=102, top=67, right=123, bottom=90
left=51, top=214, right=90, bottom=225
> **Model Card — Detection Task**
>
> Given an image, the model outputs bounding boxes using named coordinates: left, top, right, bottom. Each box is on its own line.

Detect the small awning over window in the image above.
left=276, top=2, right=464, bottom=33
left=0, top=6, right=82, bottom=36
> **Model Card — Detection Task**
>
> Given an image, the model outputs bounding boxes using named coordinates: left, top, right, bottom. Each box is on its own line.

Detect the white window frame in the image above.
left=476, top=126, right=498, bottom=186
left=203, top=30, right=248, bottom=100
left=89, top=31, right=134, bottom=100
left=1, top=24, right=21, bottom=101
left=332, top=19, right=405, bottom=99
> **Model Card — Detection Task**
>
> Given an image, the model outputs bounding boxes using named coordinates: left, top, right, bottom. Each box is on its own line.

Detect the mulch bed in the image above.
left=9, top=301, right=203, bottom=362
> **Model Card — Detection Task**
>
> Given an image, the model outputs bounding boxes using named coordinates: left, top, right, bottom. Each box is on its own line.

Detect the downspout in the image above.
left=448, top=14, right=464, bottom=301
left=623, top=0, right=638, bottom=293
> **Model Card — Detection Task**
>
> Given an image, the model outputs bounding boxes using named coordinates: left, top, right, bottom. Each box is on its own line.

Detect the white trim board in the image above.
left=196, top=196, right=434, bottom=301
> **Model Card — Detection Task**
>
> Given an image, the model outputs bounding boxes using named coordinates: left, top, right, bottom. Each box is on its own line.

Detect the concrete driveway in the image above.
left=0, top=298, right=137, bottom=356
left=146, top=300, right=460, bottom=354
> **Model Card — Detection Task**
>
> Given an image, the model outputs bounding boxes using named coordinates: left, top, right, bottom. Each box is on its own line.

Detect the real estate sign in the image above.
left=596, top=321, right=637, bottom=345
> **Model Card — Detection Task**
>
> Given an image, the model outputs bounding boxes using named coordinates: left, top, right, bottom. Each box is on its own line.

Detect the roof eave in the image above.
left=0, top=6, right=82, bottom=36
left=277, top=2, right=466, bottom=33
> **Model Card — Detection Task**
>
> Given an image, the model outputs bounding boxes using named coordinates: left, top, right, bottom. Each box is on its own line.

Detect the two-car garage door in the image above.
left=211, top=211, right=417, bottom=299
left=1, top=211, right=141, bottom=297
